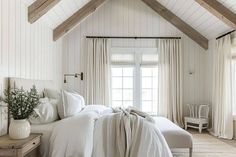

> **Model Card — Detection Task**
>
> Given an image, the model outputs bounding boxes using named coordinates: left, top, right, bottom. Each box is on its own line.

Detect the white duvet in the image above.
left=48, top=105, right=172, bottom=157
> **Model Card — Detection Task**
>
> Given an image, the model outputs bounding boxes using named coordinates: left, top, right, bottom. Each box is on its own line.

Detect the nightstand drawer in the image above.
left=22, top=137, right=40, bottom=155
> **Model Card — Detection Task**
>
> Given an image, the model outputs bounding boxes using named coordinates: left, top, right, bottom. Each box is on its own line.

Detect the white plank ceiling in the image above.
left=156, top=0, right=234, bottom=39
left=218, top=0, right=236, bottom=13
left=22, top=0, right=236, bottom=40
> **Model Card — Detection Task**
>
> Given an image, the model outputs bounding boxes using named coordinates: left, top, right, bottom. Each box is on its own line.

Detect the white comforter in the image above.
left=49, top=105, right=172, bottom=157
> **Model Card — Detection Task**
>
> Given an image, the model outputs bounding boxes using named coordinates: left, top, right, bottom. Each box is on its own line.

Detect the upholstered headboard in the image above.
left=0, top=77, right=9, bottom=98
left=1, top=77, right=59, bottom=97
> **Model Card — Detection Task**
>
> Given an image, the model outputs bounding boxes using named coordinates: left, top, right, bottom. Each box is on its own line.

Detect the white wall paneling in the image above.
left=0, top=0, right=63, bottom=90
left=61, top=0, right=210, bottom=114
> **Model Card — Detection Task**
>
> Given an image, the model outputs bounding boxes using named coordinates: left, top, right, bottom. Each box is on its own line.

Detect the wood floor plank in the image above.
left=172, top=132, right=236, bottom=157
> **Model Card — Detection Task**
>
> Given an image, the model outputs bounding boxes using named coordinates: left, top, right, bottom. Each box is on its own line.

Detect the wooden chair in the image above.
left=184, top=104, right=210, bottom=133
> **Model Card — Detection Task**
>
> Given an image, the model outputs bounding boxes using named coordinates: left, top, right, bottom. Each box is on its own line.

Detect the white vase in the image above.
left=9, top=119, right=30, bottom=139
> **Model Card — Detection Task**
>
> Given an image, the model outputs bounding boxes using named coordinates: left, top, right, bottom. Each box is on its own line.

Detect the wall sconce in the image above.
left=189, top=70, right=195, bottom=75
left=64, top=73, right=83, bottom=83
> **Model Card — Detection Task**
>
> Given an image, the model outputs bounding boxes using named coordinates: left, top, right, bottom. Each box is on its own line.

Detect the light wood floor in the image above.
left=172, top=131, right=236, bottom=157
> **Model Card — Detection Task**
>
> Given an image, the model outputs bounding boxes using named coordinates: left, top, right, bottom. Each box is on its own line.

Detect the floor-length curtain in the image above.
left=86, top=38, right=110, bottom=106
left=212, top=35, right=233, bottom=139
left=157, top=39, right=183, bottom=127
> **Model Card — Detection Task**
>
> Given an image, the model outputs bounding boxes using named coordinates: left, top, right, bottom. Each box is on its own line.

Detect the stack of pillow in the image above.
left=29, top=89, right=85, bottom=124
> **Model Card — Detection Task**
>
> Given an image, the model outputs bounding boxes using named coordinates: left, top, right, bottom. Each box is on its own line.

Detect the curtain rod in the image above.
left=86, top=36, right=181, bottom=39
left=216, top=30, right=235, bottom=40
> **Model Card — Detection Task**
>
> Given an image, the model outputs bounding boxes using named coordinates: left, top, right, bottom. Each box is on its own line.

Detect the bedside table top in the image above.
left=0, top=134, right=41, bottom=149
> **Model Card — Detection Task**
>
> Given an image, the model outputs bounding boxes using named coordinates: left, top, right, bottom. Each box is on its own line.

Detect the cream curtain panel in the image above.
left=212, top=35, right=233, bottom=139
left=157, top=39, right=183, bottom=127
left=86, top=38, right=110, bottom=106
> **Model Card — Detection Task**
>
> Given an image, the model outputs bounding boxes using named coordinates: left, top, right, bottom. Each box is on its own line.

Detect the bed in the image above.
left=154, top=117, right=193, bottom=157
left=4, top=78, right=183, bottom=157
left=30, top=109, right=172, bottom=157
left=32, top=116, right=193, bottom=157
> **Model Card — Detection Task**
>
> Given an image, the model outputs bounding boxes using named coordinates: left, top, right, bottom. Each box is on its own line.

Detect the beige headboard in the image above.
left=0, top=77, right=9, bottom=98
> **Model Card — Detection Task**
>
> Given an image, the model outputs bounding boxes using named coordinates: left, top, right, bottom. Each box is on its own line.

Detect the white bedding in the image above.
left=32, top=106, right=172, bottom=157
left=31, top=121, right=59, bottom=157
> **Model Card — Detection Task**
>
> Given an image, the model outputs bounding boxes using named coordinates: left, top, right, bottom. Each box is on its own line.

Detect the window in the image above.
left=110, top=47, right=159, bottom=115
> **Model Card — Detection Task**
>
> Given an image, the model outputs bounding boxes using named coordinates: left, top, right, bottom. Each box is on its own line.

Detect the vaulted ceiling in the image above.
left=22, top=0, right=236, bottom=49
left=157, top=0, right=235, bottom=39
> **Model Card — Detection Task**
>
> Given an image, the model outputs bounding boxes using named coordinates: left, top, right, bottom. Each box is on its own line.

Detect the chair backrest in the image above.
left=187, top=104, right=209, bottom=119
left=199, top=104, right=210, bottom=119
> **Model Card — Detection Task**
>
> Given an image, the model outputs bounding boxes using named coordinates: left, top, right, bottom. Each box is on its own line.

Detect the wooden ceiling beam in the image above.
left=53, top=0, right=106, bottom=41
left=195, top=0, right=236, bottom=29
left=142, top=0, right=209, bottom=50
left=28, top=0, right=60, bottom=24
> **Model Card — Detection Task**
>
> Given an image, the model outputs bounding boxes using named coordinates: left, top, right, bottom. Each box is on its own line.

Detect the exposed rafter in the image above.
left=195, top=0, right=236, bottom=29
left=142, top=0, right=209, bottom=50
left=53, top=0, right=106, bottom=41
left=28, top=0, right=61, bottom=24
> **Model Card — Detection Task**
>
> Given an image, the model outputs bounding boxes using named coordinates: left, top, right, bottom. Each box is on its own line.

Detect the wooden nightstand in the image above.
left=0, top=134, right=41, bottom=157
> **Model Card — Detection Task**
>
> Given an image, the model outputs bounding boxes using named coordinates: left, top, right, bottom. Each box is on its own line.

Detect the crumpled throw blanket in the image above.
left=93, top=107, right=172, bottom=157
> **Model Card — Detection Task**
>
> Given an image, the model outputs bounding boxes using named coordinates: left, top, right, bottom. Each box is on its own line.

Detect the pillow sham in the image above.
left=44, top=89, right=61, bottom=99
left=44, top=89, right=63, bottom=118
left=60, top=90, right=85, bottom=118
left=29, top=97, right=59, bottom=124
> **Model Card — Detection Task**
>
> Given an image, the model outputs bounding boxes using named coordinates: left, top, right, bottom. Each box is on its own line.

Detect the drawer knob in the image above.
left=33, top=142, right=35, bottom=145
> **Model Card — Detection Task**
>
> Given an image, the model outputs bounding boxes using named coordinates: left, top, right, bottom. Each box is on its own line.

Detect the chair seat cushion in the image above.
left=185, top=117, right=208, bottom=124
left=154, top=117, right=193, bottom=148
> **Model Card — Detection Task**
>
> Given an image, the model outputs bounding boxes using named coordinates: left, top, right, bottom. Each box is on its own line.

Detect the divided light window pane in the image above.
left=111, top=67, right=134, bottom=108
left=141, top=67, right=158, bottom=114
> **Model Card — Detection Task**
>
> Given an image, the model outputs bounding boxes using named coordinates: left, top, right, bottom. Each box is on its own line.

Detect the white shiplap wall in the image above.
left=62, top=0, right=210, bottom=113
left=0, top=0, right=63, bottom=90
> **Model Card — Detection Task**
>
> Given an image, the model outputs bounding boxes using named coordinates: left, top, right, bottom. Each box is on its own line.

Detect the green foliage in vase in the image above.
left=4, top=85, right=40, bottom=120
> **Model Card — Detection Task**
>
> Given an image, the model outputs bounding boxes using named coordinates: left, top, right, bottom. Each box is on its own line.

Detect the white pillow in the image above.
left=60, top=90, right=85, bottom=118
left=29, top=97, right=59, bottom=124
left=80, top=105, right=112, bottom=115
left=44, top=89, right=61, bottom=99
left=44, top=89, right=63, bottom=118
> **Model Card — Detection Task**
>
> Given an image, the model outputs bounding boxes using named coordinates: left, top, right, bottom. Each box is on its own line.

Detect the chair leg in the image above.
left=189, top=148, right=193, bottom=157
left=199, top=123, right=202, bottom=133
left=185, top=121, right=187, bottom=130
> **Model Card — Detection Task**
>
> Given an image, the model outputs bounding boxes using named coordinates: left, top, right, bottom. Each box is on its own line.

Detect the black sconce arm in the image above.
left=64, top=72, right=83, bottom=83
